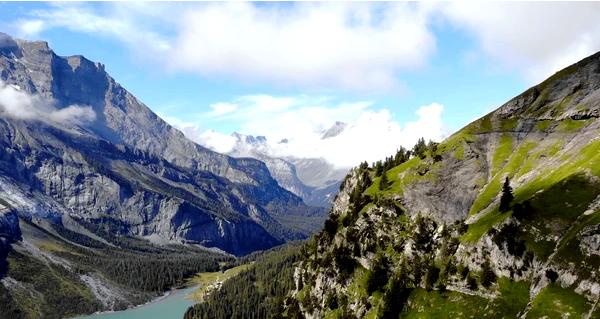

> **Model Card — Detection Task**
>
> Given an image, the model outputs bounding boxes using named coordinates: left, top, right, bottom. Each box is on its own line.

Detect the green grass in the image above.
left=499, top=117, right=519, bottom=131
left=464, top=140, right=538, bottom=242
left=526, top=173, right=600, bottom=234
left=553, top=94, right=574, bottom=116
left=346, top=266, right=370, bottom=301
left=520, top=231, right=556, bottom=261
left=437, top=125, right=477, bottom=158
left=479, top=115, right=493, bottom=133
left=469, top=140, right=536, bottom=217
left=323, top=309, right=343, bottom=319
left=454, top=144, right=465, bottom=160
left=535, top=120, right=552, bottom=132
left=495, top=277, right=530, bottom=315
left=402, top=288, right=494, bottom=319
left=401, top=278, right=529, bottom=318
left=513, top=138, right=600, bottom=205
left=556, top=118, right=589, bottom=132
left=516, top=140, right=564, bottom=178
left=402, top=280, right=528, bottom=319
left=462, top=210, right=512, bottom=243
left=187, top=263, right=252, bottom=302
left=538, top=62, right=580, bottom=91
left=528, top=89, right=550, bottom=116
left=365, top=157, right=422, bottom=197
left=491, top=134, right=514, bottom=177
left=526, top=284, right=591, bottom=319
left=576, top=102, right=589, bottom=112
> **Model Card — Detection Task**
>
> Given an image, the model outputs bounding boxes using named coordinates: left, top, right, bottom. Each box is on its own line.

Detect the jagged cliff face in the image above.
left=0, top=33, right=320, bottom=256
left=288, top=52, right=600, bottom=318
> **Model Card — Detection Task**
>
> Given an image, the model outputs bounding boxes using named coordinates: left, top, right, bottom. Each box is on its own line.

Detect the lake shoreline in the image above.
left=73, top=285, right=199, bottom=319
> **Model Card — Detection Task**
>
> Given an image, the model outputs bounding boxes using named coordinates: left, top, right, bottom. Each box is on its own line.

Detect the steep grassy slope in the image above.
left=286, top=52, right=600, bottom=318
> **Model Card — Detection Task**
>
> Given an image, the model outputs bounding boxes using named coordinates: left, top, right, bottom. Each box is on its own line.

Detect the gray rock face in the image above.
left=0, top=33, right=318, bottom=256
left=0, top=201, right=20, bottom=274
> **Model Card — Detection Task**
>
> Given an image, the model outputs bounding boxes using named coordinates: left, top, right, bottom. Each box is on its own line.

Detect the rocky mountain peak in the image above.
left=232, top=132, right=267, bottom=145
left=321, top=121, right=347, bottom=139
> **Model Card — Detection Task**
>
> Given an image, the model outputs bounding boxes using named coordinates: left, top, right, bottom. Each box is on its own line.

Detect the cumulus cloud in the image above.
left=167, top=2, right=436, bottom=91
left=166, top=95, right=447, bottom=168
left=443, top=2, right=600, bottom=83
left=0, top=81, right=96, bottom=125
left=16, top=2, right=436, bottom=91
left=16, top=2, right=600, bottom=88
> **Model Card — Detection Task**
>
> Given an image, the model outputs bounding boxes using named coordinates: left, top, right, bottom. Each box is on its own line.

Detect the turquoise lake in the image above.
left=73, top=286, right=197, bottom=319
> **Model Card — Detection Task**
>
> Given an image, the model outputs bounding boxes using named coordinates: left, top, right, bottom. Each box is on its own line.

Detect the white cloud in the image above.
left=13, top=2, right=600, bottom=88
left=165, top=95, right=447, bottom=168
left=16, top=3, right=170, bottom=55
left=0, top=81, right=96, bottom=125
left=207, top=102, right=238, bottom=117
left=443, top=2, right=600, bottom=83
left=197, top=130, right=237, bottom=154
left=16, top=2, right=436, bottom=91
left=167, top=2, right=436, bottom=91
left=17, top=19, right=45, bottom=37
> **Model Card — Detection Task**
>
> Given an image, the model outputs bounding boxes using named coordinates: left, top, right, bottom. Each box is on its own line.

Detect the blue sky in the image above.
left=2, top=2, right=599, bottom=167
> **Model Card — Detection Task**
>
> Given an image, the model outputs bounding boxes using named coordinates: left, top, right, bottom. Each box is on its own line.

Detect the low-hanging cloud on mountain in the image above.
left=0, top=81, right=96, bottom=125
left=163, top=95, right=448, bottom=168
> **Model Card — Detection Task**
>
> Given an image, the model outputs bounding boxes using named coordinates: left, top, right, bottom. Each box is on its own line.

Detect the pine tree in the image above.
left=374, top=161, right=384, bottom=177
left=499, top=177, right=514, bottom=212
left=379, top=168, right=389, bottom=190
left=413, top=137, right=428, bottom=159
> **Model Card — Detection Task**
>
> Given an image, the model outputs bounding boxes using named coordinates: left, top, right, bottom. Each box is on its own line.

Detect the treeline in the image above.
left=50, top=219, right=231, bottom=292
left=69, top=250, right=227, bottom=292
left=370, top=137, right=440, bottom=178
left=0, top=220, right=235, bottom=318
left=184, top=243, right=303, bottom=319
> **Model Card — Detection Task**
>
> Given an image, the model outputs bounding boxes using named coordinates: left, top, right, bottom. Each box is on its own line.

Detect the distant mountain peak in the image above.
left=321, top=121, right=347, bottom=139
left=231, top=132, right=268, bottom=145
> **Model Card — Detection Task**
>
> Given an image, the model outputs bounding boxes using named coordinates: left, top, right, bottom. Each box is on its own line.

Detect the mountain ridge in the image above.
left=284, top=50, right=600, bottom=318
left=0, top=32, right=327, bottom=257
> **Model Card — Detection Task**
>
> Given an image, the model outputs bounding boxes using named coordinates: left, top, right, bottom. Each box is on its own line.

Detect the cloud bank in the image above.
left=14, top=2, right=600, bottom=88
left=165, top=95, right=447, bottom=168
left=16, top=2, right=436, bottom=91
left=0, top=82, right=96, bottom=125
